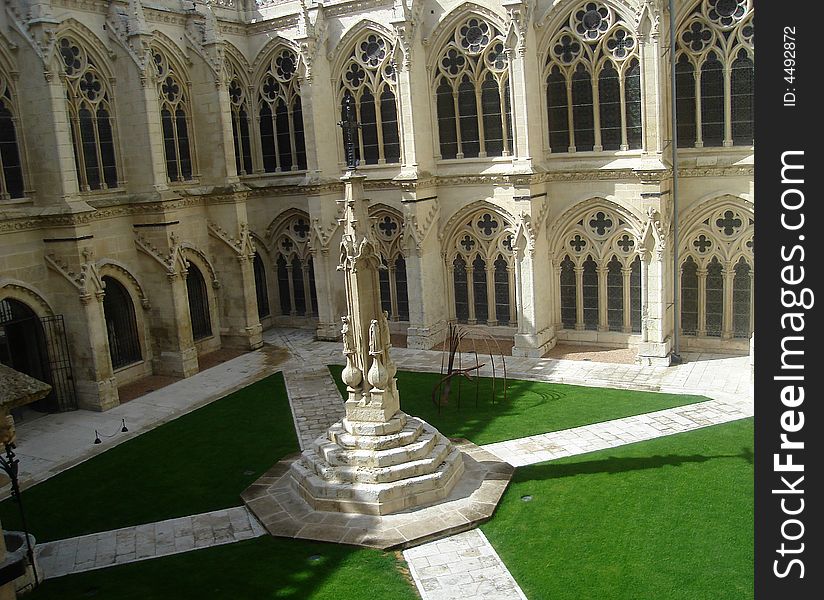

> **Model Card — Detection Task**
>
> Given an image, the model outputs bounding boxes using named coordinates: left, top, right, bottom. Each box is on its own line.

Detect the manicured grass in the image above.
left=0, top=373, right=299, bottom=542
left=481, top=418, right=754, bottom=600
left=329, top=365, right=709, bottom=445
left=27, top=536, right=419, bottom=600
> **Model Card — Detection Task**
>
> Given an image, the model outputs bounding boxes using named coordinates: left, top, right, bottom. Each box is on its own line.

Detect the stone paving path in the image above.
left=281, top=364, right=345, bottom=450
left=483, top=396, right=752, bottom=468
left=37, top=507, right=266, bottom=580
left=10, top=327, right=754, bottom=596
left=404, top=529, right=528, bottom=600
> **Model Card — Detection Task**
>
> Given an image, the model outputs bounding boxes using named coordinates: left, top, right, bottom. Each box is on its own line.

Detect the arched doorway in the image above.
left=186, top=264, right=212, bottom=340
left=102, top=276, right=142, bottom=369
left=0, top=298, right=56, bottom=411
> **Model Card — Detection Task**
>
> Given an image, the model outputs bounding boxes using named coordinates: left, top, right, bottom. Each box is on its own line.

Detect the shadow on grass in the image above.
left=516, top=446, right=754, bottom=482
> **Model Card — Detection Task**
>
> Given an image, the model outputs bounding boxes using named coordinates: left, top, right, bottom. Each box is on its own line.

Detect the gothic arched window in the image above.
left=258, top=48, right=307, bottom=173
left=447, top=209, right=515, bottom=326
left=102, top=276, right=141, bottom=369
left=0, top=71, right=25, bottom=199
left=270, top=213, right=317, bottom=318
left=434, top=17, right=512, bottom=159
left=679, top=202, right=753, bottom=340
left=153, top=47, right=194, bottom=182
left=58, top=36, right=119, bottom=191
left=675, top=0, right=754, bottom=147
left=253, top=252, right=270, bottom=319
left=186, top=264, right=212, bottom=340
left=371, top=209, right=409, bottom=321
left=228, top=67, right=253, bottom=176
left=545, top=3, right=643, bottom=153
left=556, top=208, right=642, bottom=332
left=339, top=33, right=401, bottom=165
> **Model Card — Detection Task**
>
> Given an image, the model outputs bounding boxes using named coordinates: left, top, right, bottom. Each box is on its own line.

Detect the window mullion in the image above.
left=475, top=75, right=486, bottom=158
left=499, top=81, right=510, bottom=156
left=92, top=106, right=106, bottom=189
left=574, top=265, right=584, bottom=329
left=694, top=62, right=704, bottom=147
left=271, top=102, right=282, bottom=172
left=287, top=95, right=298, bottom=170
left=723, top=61, right=733, bottom=147
left=592, top=65, right=603, bottom=152
left=374, top=86, right=386, bottom=164
left=566, top=72, right=575, bottom=152
left=697, top=267, right=708, bottom=336
left=452, top=81, right=464, bottom=158
left=619, top=66, right=629, bottom=150
left=466, top=265, right=476, bottom=324
left=622, top=267, right=632, bottom=333
left=486, top=263, right=497, bottom=325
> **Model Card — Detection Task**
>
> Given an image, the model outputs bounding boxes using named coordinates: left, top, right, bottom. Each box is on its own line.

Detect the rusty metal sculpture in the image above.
left=432, top=323, right=508, bottom=414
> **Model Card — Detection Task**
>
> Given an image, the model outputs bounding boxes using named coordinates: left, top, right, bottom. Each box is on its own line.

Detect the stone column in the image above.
left=207, top=199, right=263, bottom=350
left=403, top=197, right=447, bottom=349
left=44, top=243, right=119, bottom=410
left=512, top=201, right=557, bottom=357
left=134, top=228, right=199, bottom=377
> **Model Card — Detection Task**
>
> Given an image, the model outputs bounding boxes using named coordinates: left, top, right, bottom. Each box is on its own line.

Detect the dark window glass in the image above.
left=379, top=255, right=392, bottom=316
left=340, top=92, right=361, bottom=165
left=175, top=108, right=192, bottom=180
left=308, top=257, right=318, bottom=318
left=630, top=256, right=642, bottom=333
left=380, top=89, right=401, bottom=163
left=79, top=106, right=101, bottom=190
left=360, top=90, right=379, bottom=164
left=458, top=76, right=480, bottom=158
left=481, top=74, right=503, bottom=156
left=599, top=63, right=622, bottom=151
left=293, top=98, right=307, bottom=170
left=187, top=264, right=212, bottom=341
left=0, top=104, right=24, bottom=198
left=162, top=108, right=178, bottom=181
left=582, top=256, right=598, bottom=329
left=395, top=256, right=409, bottom=321
left=453, top=256, right=469, bottom=323
left=731, top=50, right=754, bottom=145
left=472, top=256, right=488, bottom=324
left=291, top=256, right=306, bottom=316
left=437, top=78, right=458, bottom=159
left=732, top=258, right=751, bottom=338
left=97, top=107, right=117, bottom=188
left=560, top=256, right=577, bottom=328
left=276, top=99, right=292, bottom=171
left=102, top=277, right=142, bottom=369
left=624, top=59, right=642, bottom=149
left=239, top=108, right=253, bottom=174
left=675, top=55, right=697, bottom=147
left=277, top=255, right=291, bottom=315
left=705, top=258, right=724, bottom=336
left=572, top=65, right=595, bottom=151
left=253, top=253, right=270, bottom=319
left=259, top=103, right=276, bottom=173
left=504, top=80, right=513, bottom=154
left=232, top=115, right=242, bottom=174
left=701, top=52, right=724, bottom=147
left=494, top=255, right=510, bottom=326
left=681, top=257, right=698, bottom=335
left=606, top=256, right=624, bottom=331
left=547, top=67, right=569, bottom=152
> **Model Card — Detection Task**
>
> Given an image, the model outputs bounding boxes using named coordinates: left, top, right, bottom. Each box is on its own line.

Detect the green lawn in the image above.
left=328, top=365, right=709, bottom=445
left=0, top=373, right=299, bottom=542
left=27, top=536, right=418, bottom=600
left=481, top=418, right=754, bottom=600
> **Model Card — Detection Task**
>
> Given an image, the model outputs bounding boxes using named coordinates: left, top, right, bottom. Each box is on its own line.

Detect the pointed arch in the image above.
left=0, top=279, right=55, bottom=318
left=425, top=3, right=508, bottom=64
left=266, top=209, right=317, bottom=318
left=330, top=20, right=396, bottom=77
left=96, top=259, right=150, bottom=310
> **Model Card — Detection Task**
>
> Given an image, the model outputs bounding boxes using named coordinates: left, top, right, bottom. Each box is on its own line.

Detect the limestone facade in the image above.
left=0, top=0, right=754, bottom=411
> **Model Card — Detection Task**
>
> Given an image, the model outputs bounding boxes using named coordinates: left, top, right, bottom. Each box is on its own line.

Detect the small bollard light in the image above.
left=93, top=430, right=102, bottom=444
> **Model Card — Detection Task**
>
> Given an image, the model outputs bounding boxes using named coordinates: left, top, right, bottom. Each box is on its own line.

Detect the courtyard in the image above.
left=1, top=328, right=753, bottom=599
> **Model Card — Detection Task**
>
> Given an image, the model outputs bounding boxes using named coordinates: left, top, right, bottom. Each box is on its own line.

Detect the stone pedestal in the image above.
left=246, top=169, right=512, bottom=546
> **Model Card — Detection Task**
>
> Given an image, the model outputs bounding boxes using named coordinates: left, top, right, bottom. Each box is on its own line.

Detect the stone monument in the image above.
left=243, top=99, right=512, bottom=548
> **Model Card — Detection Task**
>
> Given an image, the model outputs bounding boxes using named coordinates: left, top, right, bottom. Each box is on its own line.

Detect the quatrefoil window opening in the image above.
left=616, top=234, right=635, bottom=253
left=228, top=78, right=244, bottom=105
left=569, top=234, right=587, bottom=253
left=377, top=215, right=399, bottom=239
left=460, top=235, right=477, bottom=252
left=681, top=20, right=714, bottom=53
left=476, top=213, right=500, bottom=237
left=715, top=210, right=744, bottom=237
left=292, top=219, right=310, bottom=239
left=588, top=212, right=614, bottom=237
left=693, top=234, right=713, bottom=254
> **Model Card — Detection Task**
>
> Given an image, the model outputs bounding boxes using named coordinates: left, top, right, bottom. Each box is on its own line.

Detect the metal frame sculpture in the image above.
left=432, top=322, right=508, bottom=413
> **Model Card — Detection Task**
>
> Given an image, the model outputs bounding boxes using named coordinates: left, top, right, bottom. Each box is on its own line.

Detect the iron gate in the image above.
left=38, top=315, right=79, bottom=412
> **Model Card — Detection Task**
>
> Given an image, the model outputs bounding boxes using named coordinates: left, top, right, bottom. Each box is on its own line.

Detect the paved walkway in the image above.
left=37, top=507, right=265, bottom=580
left=9, top=327, right=753, bottom=596
left=404, top=529, right=528, bottom=600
